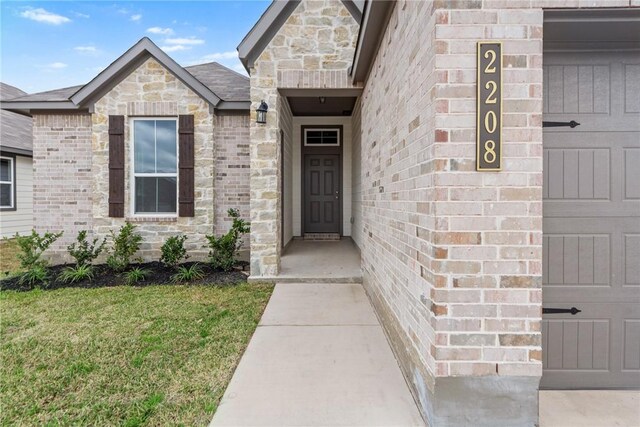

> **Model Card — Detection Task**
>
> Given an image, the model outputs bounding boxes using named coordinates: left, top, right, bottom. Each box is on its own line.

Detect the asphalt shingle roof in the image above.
left=185, top=62, right=249, bottom=103
left=6, top=62, right=249, bottom=104
left=0, top=83, right=32, bottom=154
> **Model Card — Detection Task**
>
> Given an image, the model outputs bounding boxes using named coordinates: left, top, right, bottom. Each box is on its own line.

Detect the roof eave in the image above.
left=216, top=101, right=251, bottom=111
left=0, top=101, right=83, bottom=117
left=350, top=0, right=394, bottom=84
left=71, top=37, right=222, bottom=108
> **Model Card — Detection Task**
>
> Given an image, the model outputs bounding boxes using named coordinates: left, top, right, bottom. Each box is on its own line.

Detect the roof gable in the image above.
left=71, top=37, right=221, bottom=107
left=238, top=0, right=362, bottom=72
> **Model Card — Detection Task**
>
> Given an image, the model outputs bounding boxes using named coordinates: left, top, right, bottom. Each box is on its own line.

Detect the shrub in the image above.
left=124, top=267, right=150, bottom=285
left=106, top=222, right=142, bottom=273
left=15, top=230, right=63, bottom=270
left=171, top=263, right=204, bottom=283
left=205, top=209, right=250, bottom=271
left=160, top=235, right=189, bottom=268
left=15, top=230, right=63, bottom=287
left=60, top=264, right=94, bottom=284
left=18, top=265, right=49, bottom=287
left=67, top=230, right=106, bottom=267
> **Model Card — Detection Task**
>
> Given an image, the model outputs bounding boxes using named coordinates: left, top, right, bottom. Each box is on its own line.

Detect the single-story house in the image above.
left=2, top=1, right=639, bottom=425
left=0, top=83, right=33, bottom=238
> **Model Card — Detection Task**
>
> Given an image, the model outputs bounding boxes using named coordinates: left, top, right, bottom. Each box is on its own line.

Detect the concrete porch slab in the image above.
left=260, top=283, right=378, bottom=326
left=539, top=390, right=640, bottom=427
left=275, top=239, right=363, bottom=283
left=210, top=283, right=424, bottom=427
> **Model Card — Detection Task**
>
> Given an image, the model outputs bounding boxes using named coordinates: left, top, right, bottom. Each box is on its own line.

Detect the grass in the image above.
left=0, top=238, right=21, bottom=278
left=1, top=283, right=273, bottom=425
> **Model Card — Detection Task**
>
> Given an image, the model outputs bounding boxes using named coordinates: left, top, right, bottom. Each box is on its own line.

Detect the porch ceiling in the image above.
left=286, top=96, right=357, bottom=116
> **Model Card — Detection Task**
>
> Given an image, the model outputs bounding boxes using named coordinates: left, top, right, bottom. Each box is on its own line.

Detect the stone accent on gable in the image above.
left=91, top=58, right=215, bottom=261
left=249, top=0, right=360, bottom=276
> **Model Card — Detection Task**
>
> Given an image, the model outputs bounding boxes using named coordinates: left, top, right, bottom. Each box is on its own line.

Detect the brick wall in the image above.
left=32, top=114, right=93, bottom=261
left=214, top=112, right=251, bottom=237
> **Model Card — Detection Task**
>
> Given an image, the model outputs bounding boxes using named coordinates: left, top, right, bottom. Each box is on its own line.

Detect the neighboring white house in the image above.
left=0, top=83, right=33, bottom=238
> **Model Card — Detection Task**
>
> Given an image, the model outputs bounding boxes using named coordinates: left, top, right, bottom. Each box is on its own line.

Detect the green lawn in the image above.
left=0, top=283, right=273, bottom=426
left=0, top=238, right=21, bottom=278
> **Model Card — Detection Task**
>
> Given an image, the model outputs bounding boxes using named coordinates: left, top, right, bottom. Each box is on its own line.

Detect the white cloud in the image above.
left=198, top=51, right=237, bottom=61
left=130, top=14, right=142, bottom=22
left=20, top=8, right=71, bottom=25
left=164, top=37, right=204, bottom=46
left=147, top=27, right=174, bottom=35
left=74, top=46, right=99, bottom=55
left=46, top=62, right=68, bottom=70
left=161, top=45, right=190, bottom=53
left=73, top=11, right=90, bottom=19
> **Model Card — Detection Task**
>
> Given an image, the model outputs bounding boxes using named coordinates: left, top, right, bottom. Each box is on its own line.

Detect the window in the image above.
left=131, top=119, right=178, bottom=215
left=304, top=128, right=340, bottom=146
left=0, top=156, right=14, bottom=209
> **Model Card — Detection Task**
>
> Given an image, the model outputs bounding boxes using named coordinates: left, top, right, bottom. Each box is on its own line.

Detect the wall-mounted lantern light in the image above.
left=256, top=100, right=268, bottom=124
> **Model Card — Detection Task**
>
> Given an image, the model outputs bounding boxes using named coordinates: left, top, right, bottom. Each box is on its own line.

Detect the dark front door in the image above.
left=304, top=154, right=340, bottom=233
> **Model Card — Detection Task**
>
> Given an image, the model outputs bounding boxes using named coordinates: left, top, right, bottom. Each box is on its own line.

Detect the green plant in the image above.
left=205, top=208, right=250, bottom=271
left=59, top=264, right=94, bottom=284
left=124, top=267, right=150, bottom=285
left=18, top=265, right=49, bottom=287
left=67, top=230, right=106, bottom=267
left=106, top=223, right=143, bottom=272
left=171, top=263, right=204, bottom=283
left=15, top=230, right=63, bottom=270
left=160, top=235, right=189, bottom=268
left=14, top=230, right=63, bottom=287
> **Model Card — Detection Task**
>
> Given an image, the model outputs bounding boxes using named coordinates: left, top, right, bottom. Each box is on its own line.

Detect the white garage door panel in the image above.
left=542, top=51, right=640, bottom=389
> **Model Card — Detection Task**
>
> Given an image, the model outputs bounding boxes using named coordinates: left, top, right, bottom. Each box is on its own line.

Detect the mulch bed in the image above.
left=0, top=261, right=251, bottom=292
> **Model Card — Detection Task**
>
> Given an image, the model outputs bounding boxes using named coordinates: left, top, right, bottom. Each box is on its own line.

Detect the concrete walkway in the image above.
left=540, top=390, right=640, bottom=426
left=211, top=283, right=425, bottom=426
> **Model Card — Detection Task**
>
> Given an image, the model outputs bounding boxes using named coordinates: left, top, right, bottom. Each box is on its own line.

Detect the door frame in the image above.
left=300, top=124, right=343, bottom=236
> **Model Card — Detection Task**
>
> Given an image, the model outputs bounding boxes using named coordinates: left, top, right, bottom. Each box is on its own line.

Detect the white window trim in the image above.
left=0, top=156, right=14, bottom=209
left=129, top=117, right=179, bottom=217
left=303, top=128, right=341, bottom=146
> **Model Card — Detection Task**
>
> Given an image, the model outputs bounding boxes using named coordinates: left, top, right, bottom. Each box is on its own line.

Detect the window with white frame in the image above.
left=0, top=156, right=14, bottom=209
left=132, top=119, right=178, bottom=215
left=304, top=128, right=340, bottom=146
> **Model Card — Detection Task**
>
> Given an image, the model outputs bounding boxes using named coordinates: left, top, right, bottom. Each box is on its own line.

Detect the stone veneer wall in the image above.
left=32, top=114, right=93, bottom=261
left=92, top=58, right=214, bottom=260
left=249, top=0, right=359, bottom=276
left=214, top=112, right=251, bottom=237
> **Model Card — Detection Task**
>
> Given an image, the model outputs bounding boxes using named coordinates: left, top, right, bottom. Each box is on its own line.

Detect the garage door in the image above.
left=541, top=52, right=640, bottom=389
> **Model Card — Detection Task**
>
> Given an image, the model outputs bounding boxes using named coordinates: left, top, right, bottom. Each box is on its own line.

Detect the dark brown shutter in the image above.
left=178, top=115, right=195, bottom=217
left=108, top=115, right=125, bottom=217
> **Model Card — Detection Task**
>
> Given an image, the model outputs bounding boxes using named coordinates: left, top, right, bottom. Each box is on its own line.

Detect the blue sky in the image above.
left=0, top=1, right=271, bottom=94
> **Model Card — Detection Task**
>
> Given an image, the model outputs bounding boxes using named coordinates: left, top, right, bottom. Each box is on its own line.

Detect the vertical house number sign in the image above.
left=476, top=41, right=502, bottom=171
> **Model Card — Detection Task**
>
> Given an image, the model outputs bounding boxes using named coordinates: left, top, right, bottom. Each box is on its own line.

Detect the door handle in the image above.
left=542, top=120, right=580, bottom=128
left=335, top=190, right=339, bottom=199
left=543, top=307, right=581, bottom=315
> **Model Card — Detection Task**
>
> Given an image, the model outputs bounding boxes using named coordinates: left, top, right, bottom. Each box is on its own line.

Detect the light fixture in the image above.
left=319, top=96, right=326, bottom=104
left=256, top=100, right=268, bottom=124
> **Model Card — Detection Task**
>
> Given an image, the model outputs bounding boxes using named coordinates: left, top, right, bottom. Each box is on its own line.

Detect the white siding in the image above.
left=292, top=116, right=352, bottom=237
left=351, top=99, right=362, bottom=248
left=0, top=155, right=33, bottom=237
left=279, top=97, right=294, bottom=246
